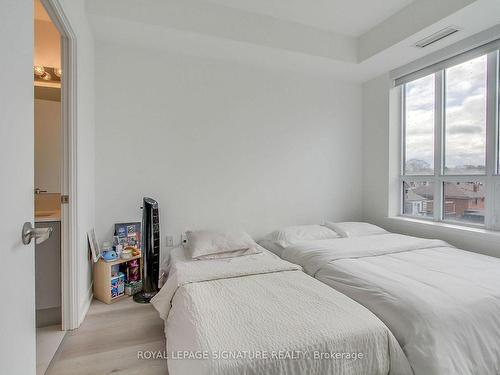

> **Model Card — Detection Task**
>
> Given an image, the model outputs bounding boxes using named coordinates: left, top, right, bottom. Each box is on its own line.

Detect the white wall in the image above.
left=362, top=73, right=500, bottom=258
left=94, top=41, right=364, bottom=253
left=58, top=0, right=96, bottom=326
left=362, top=74, right=392, bottom=223
left=35, top=99, right=61, bottom=193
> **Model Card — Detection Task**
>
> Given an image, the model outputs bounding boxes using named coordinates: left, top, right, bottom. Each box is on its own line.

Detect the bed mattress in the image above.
left=151, top=247, right=411, bottom=375
left=280, top=233, right=500, bottom=375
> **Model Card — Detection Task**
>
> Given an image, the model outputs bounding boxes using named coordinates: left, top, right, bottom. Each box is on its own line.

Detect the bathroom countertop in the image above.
left=35, top=209, right=61, bottom=223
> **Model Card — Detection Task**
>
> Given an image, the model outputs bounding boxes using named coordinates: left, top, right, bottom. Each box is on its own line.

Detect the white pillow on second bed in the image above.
left=186, top=230, right=261, bottom=260
left=264, top=224, right=340, bottom=247
left=324, top=221, right=388, bottom=237
left=260, top=225, right=340, bottom=256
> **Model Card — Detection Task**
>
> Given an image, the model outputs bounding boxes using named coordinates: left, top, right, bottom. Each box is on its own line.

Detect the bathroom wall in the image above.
left=35, top=221, right=61, bottom=327
left=34, top=98, right=61, bottom=193
left=34, top=18, right=60, bottom=68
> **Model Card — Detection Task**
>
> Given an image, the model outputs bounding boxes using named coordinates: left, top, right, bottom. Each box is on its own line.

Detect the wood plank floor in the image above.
left=37, top=325, right=66, bottom=375
left=47, top=298, right=167, bottom=375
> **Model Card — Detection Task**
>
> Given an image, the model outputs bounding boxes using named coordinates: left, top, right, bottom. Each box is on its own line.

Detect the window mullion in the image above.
left=401, top=86, right=406, bottom=176
left=434, top=70, right=444, bottom=222
left=485, top=52, right=499, bottom=229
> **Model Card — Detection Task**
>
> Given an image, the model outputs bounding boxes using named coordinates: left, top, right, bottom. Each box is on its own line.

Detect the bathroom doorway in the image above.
left=34, top=1, right=67, bottom=373
left=0, top=1, right=79, bottom=372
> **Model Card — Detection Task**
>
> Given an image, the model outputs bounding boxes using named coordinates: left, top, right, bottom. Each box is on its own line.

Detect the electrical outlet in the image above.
left=166, top=235, right=174, bottom=247
left=181, top=233, right=187, bottom=245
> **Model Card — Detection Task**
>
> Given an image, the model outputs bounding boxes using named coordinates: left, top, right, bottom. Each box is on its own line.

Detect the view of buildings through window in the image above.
left=403, top=181, right=485, bottom=224
left=402, top=52, right=497, bottom=227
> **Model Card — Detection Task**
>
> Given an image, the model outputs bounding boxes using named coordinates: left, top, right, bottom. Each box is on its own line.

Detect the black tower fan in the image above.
left=133, top=197, right=160, bottom=303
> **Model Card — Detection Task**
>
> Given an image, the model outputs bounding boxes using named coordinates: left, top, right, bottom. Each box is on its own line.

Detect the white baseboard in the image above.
left=78, top=283, right=93, bottom=327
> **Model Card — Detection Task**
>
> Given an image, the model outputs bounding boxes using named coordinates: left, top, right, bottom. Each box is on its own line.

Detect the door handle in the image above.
left=22, top=222, right=53, bottom=245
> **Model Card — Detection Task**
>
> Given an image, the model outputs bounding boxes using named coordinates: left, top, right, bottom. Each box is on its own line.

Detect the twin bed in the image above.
left=151, top=223, right=500, bottom=375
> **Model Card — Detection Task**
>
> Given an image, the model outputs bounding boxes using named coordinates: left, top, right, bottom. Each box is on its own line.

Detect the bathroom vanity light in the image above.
left=41, top=71, right=52, bottom=81
left=34, top=65, right=45, bottom=76
left=33, top=65, right=61, bottom=82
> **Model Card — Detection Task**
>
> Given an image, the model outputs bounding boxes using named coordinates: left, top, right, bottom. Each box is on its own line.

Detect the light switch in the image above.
left=166, top=235, right=174, bottom=247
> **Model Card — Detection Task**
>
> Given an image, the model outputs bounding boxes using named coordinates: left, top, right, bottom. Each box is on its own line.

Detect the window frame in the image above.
left=400, top=51, right=500, bottom=231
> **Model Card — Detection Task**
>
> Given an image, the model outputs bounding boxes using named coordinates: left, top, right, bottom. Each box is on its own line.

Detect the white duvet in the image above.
left=281, top=233, right=500, bottom=375
left=151, top=247, right=412, bottom=375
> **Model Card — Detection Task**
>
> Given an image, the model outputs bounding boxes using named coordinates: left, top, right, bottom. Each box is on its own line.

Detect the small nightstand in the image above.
left=93, top=254, right=142, bottom=304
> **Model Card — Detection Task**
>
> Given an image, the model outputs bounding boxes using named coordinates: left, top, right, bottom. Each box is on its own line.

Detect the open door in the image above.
left=0, top=1, right=37, bottom=374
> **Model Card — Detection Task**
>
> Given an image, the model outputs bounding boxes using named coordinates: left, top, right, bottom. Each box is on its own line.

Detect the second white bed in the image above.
left=278, top=233, right=500, bottom=375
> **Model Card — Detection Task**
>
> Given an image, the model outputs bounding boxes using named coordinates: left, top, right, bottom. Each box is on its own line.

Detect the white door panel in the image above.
left=0, top=1, right=36, bottom=374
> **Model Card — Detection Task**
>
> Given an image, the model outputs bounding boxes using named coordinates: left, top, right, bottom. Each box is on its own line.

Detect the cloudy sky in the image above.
left=405, top=54, right=487, bottom=174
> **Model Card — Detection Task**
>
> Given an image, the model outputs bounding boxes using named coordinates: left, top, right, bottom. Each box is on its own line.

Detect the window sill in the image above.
left=385, top=216, right=500, bottom=241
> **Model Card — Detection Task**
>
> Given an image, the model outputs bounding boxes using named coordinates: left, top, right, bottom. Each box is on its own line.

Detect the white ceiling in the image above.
left=201, top=0, right=415, bottom=36
left=87, top=0, right=500, bottom=82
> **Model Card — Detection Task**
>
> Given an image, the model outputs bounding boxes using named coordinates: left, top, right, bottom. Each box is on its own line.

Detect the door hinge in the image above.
left=61, top=195, right=70, bottom=204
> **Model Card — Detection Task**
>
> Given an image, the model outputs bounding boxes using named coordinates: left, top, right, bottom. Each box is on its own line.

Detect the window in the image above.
left=403, top=181, right=434, bottom=217
left=443, top=181, right=485, bottom=225
left=404, top=75, right=435, bottom=175
left=400, top=49, right=500, bottom=230
left=444, top=55, right=487, bottom=175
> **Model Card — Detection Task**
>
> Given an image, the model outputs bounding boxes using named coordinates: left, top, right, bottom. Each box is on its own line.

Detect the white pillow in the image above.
left=186, top=230, right=261, bottom=260
left=324, top=222, right=388, bottom=237
left=264, top=225, right=340, bottom=248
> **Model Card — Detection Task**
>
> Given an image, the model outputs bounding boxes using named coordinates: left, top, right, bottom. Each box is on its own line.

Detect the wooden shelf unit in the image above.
left=93, top=254, right=142, bottom=304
